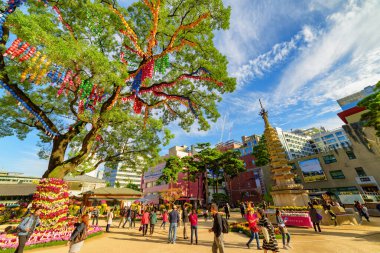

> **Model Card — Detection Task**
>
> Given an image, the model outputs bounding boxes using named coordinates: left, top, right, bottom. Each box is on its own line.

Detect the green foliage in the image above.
left=252, top=135, right=270, bottom=166
left=157, top=156, right=184, bottom=185
left=212, top=193, right=228, bottom=204
left=115, top=181, right=121, bottom=188
left=0, top=0, right=235, bottom=178
left=358, top=81, right=380, bottom=136
left=263, top=193, right=273, bottom=204
left=126, top=181, right=140, bottom=191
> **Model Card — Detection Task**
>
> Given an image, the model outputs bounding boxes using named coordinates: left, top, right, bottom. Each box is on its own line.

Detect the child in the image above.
left=160, top=210, right=168, bottom=230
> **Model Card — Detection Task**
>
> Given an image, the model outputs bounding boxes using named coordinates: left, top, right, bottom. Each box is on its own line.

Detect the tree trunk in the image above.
left=203, top=171, right=209, bottom=205
left=42, top=136, right=71, bottom=178
left=224, top=174, right=232, bottom=205
left=215, top=176, right=219, bottom=194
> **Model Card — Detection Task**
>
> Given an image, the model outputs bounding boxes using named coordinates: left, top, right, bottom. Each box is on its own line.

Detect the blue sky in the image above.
left=1, top=0, right=380, bottom=176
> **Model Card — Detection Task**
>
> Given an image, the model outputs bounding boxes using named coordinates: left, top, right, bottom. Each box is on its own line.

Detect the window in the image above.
left=345, top=150, right=356, bottom=159
left=355, top=167, right=367, bottom=177
left=322, top=134, right=334, bottom=140
left=335, top=131, right=343, bottom=136
left=330, top=170, right=345, bottom=179
left=252, top=160, right=255, bottom=165
left=323, top=154, right=337, bottom=164
left=326, top=139, right=337, bottom=144
left=338, top=136, right=346, bottom=141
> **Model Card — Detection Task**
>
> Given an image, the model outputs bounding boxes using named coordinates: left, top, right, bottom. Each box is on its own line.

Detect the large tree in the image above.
left=0, top=0, right=235, bottom=178
left=358, top=81, right=380, bottom=136
left=252, top=135, right=270, bottom=166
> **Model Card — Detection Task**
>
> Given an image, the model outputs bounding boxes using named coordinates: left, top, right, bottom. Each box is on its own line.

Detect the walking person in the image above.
left=168, top=205, right=180, bottom=244
left=224, top=203, right=230, bottom=220
left=203, top=207, right=209, bottom=222
left=257, top=208, right=279, bottom=253
left=106, top=209, right=114, bottom=233
left=308, top=203, right=321, bottom=232
left=67, top=215, right=89, bottom=253
left=149, top=208, right=157, bottom=235
left=130, top=208, right=137, bottom=228
left=354, top=201, right=370, bottom=222
left=276, top=209, right=291, bottom=249
left=161, top=210, right=168, bottom=229
left=15, top=209, right=41, bottom=253
left=122, top=207, right=131, bottom=228
left=141, top=209, right=150, bottom=236
left=91, top=207, right=99, bottom=226
left=323, top=202, right=337, bottom=226
left=209, top=203, right=224, bottom=253
left=246, top=208, right=261, bottom=250
left=189, top=208, right=198, bottom=245
left=182, top=205, right=189, bottom=239
left=240, top=202, right=246, bottom=218
left=118, top=207, right=127, bottom=228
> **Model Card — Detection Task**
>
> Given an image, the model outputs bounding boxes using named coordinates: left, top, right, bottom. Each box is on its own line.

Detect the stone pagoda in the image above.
left=259, top=100, right=309, bottom=206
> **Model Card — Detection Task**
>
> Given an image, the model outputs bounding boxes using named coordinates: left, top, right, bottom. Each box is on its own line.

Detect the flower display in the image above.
left=229, top=222, right=282, bottom=238
left=31, top=178, right=69, bottom=231
left=0, top=178, right=103, bottom=249
left=0, top=225, right=102, bottom=249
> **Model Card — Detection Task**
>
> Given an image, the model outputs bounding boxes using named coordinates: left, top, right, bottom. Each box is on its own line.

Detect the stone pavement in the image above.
left=25, top=213, right=380, bottom=253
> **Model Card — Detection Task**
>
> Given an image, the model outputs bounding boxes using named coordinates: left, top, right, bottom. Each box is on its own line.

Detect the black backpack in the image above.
left=222, top=217, right=229, bottom=233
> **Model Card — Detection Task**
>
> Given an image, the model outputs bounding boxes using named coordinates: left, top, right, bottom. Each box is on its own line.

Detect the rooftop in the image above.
left=0, top=184, right=36, bottom=196
left=63, top=174, right=106, bottom=183
left=82, top=187, right=142, bottom=196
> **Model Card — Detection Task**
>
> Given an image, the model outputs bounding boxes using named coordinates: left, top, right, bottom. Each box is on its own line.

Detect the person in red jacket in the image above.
left=141, top=209, right=150, bottom=236
left=161, top=210, right=169, bottom=230
left=246, top=208, right=261, bottom=249
left=189, top=208, right=198, bottom=245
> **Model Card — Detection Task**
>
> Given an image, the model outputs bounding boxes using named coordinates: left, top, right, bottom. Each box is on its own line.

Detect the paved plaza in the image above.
left=31, top=213, right=380, bottom=253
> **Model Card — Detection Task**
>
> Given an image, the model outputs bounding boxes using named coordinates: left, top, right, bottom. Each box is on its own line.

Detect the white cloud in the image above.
left=223, top=0, right=380, bottom=128
left=274, top=0, right=380, bottom=104
left=232, top=33, right=300, bottom=88
left=217, top=0, right=342, bottom=72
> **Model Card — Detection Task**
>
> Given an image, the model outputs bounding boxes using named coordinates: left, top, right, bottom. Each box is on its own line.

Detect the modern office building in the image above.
left=103, top=164, right=142, bottom=188
left=0, top=171, right=40, bottom=184
left=312, top=128, right=351, bottom=152
left=215, top=140, right=243, bottom=152
left=275, top=127, right=316, bottom=159
left=337, top=85, right=375, bottom=110
left=291, top=127, right=326, bottom=137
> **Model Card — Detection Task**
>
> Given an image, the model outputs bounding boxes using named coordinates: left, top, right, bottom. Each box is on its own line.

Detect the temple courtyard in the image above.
left=30, top=213, right=380, bottom=253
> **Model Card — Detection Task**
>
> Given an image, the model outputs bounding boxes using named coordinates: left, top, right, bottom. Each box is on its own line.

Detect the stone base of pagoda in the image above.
left=271, top=189, right=310, bottom=207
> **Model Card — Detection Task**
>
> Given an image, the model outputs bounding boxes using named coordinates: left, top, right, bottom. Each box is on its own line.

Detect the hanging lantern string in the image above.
left=123, top=44, right=144, bottom=58
left=0, top=1, right=27, bottom=38
left=137, top=67, right=223, bottom=95
left=159, top=12, right=210, bottom=57
left=143, top=0, right=160, bottom=56
left=0, top=80, right=60, bottom=138
left=52, top=5, right=76, bottom=41
left=109, top=4, right=144, bottom=57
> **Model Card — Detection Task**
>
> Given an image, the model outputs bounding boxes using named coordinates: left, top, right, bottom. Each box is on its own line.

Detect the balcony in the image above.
left=355, top=176, right=378, bottom=185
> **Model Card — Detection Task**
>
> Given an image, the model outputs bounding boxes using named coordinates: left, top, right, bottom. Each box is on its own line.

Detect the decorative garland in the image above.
left=0, top=1, right=27, bottom=38
left=3, top=37, right=107, bottom=116
left=154, top=54, right=169, bottom=74
left=0, top=80, right=60, bottom=138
